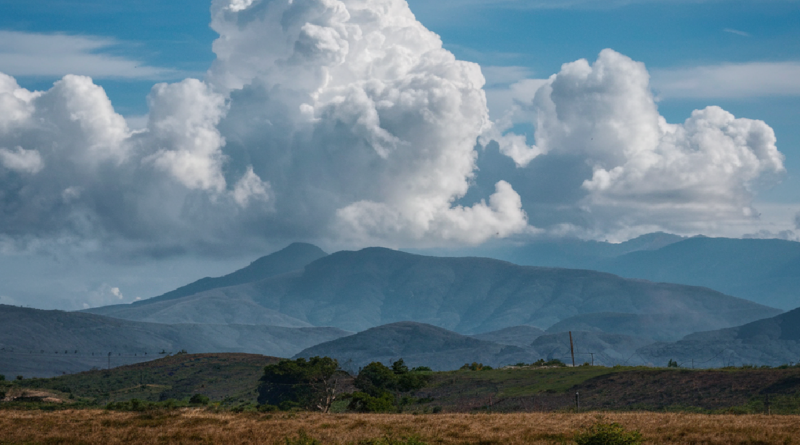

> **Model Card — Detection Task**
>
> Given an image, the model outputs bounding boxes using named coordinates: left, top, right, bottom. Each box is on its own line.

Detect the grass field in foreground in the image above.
left=1, top=410, right=798, bottom=445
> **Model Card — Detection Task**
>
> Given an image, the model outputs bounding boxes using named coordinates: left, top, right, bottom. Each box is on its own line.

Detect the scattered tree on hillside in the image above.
left=668, top=359, right=679, bottom=368
left=348, top=359, right=429, bottom=413
left=257, top=357, right=340, bottom=413
left=460, top=362, right=493, bottom=371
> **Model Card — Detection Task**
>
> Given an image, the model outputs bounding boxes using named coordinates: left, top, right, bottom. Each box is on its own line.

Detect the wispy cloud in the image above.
left=0, top=31, right=179, bottom=80
left=651, top=61, right=800, bottom=98
left=724, top=28, right=751, bottom=37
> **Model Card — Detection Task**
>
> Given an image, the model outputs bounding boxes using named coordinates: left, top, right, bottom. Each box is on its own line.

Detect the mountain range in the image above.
left=85, top=244, right=780, bottom=340
left=426, top=234, right=800, bottom=310
left=8, top=236, right=800, bottom=375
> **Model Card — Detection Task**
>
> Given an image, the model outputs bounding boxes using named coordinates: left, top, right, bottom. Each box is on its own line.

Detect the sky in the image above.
left=1, top=0, right=799, bottom=310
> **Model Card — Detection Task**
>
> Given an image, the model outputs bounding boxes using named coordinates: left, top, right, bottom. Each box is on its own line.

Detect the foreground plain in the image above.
left=1, top=410, right=799, bottom=444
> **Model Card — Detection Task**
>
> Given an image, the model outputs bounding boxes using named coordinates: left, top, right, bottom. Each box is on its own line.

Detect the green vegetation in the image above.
left=574, top=423, right=643, bottom=445
left=348, top=359, right=430, bottom=413
left=257, top=356, right=340, bottom=412
left=13, top=353, right=279, bottom=407
left=189, top=394, right=210, bottom=406
left=459, top=362, right=493, bottom=371
left=4, top=352, right=800, bottom=415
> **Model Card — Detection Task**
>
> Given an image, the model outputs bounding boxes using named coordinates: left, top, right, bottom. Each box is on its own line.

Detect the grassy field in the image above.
left=1, top=409, right=799, bottom=444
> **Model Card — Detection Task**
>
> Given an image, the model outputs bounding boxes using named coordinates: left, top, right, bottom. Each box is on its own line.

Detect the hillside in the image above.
left=85, top=242, right=327, bottom=320
left=597, top=237, right=800, bottom=310
left=248, top=248, right=779, bottom=336
left=15, top=353, right=281, bottom=405
left=639, top=306, right=800, bottom=368
left=88, top=247, right=780, bottom=337
left=0, top=305, right=350, bottom=378
left=471, top=326, right=545, bottom=347
left=294, top=322, right=539, bottom=371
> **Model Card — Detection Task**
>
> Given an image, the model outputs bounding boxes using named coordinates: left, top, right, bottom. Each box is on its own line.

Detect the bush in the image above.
left=0, top=374, right=5, bottom=381
left=574, top=423, right=643, bottom=445
left=411, top=366, right=431, bottom=372
left=258, top=403, right=279, bottom=412
left=667, top=359, right=678, bottom=368
left=284, top=430, right=320, bottom=445
left=16, top=375, right=23, bottom=381
left=189, top=394, right=210, bottom=406
left=348, top=392, right=396, bottom=413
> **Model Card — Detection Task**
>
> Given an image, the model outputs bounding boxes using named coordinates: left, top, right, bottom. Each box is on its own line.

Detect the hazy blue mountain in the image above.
left=80, top=290, right=312, bottom=327
left=294, top=322, right=539, bottom=371
left=409, top=232, right=686, bottom=270
left=532, top=331, right=654, bottom=367
left=421, top=235, right=800, bottom=310
left=638, top=306, right=800, bottom=368
left=545, top=312, right=723, bottom=342
left=86, top=243, right=327, bottom=318
left=0, top=305, right=350, bottom=378
left=598, top=237, right=800, bottom=310
left=149, top=247, right=779, bottom=336
left=471, top=325, right=545, bottom=348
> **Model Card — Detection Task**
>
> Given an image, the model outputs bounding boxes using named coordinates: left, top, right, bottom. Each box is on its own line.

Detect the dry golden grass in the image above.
left=1, top=410, right=798, bottom=445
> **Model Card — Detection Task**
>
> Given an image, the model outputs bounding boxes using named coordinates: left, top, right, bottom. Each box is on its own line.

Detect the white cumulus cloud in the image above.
left=486, top=49, right=786, bottom=239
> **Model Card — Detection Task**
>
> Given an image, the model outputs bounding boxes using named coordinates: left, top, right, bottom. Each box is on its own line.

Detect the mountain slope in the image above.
left=294, top=321, right=539, bottom=371
left=598, top=237, right=800, bottom=310
left=471, top=326, right=545, bottom=347
left=240, top=247, right=780, bottom=336
left=638, top=306, right=800, bottom=368
left=87, top=243, right=327, bottom=318
left=0, top=305, right=350, bottom=378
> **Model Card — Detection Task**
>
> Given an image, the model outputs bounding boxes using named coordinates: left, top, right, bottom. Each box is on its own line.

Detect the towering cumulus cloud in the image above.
left=0, top=0, right=528, bottom=253
left=207, top=0, right=528, bottom=244
left=0, top=1, right=788, bottom=257
left=488, top=50, right=785, bottom=239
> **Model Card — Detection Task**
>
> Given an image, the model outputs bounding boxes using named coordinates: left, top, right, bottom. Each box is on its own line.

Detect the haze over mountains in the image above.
left=7, top=236, right=800, bottom=376
left=0, top=305, right=350, bottom=377
left=427, top=234, right=800, bottom=310
left=85, top=244, right=779, bottom=340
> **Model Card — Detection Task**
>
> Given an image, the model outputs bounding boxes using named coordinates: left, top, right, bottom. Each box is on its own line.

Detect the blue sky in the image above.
left=1, top=0, right=800, bottom=309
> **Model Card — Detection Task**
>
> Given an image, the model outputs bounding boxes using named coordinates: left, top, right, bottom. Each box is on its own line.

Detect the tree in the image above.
left=348, top=359, right=429, bottom=412
left=257, top=357, right=340, bottom=413
left=668, top=359, right=679, bottom=368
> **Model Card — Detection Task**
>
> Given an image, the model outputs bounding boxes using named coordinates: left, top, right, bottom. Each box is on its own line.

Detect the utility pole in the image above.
left=589, top=353, right=594, bottom=366
left=108, top=352, right=111, bottom=370
left=569, top=331, right=576, bottom=367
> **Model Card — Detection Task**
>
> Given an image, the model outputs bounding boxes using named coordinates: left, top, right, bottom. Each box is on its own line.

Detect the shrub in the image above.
left=16, top=375, right=23, bottom=381
left=189, top=394, right=210, bottom=406
left=667, top=359, right=678, bottom=368
left=284, top=430, right=320, bottom=445
left=574, top=423, right=643, bottom=445
left=348, top=392, right=396, bottom=413
left=258, top=404, right=279, bottom=412
left=411, top=366, right=431, bottom=372
left=0, top=374, right=5, bottom=381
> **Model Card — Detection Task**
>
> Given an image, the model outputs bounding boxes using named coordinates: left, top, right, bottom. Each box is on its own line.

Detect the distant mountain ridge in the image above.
left=639, top=307, right=800, bottom=368
left=0, top=305, right=350, bottom=378
left=294, top=321, right=540, bottom=371
left=137, top=242, right=326, bottom=306
left=430, top=235, right=800, bottom=310
left=87, top=245, right=781, bottom=338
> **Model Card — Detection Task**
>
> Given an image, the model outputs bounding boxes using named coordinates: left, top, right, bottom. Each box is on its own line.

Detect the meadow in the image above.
left=1, top=409, right=799, bottom=445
